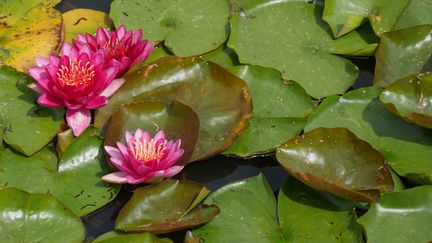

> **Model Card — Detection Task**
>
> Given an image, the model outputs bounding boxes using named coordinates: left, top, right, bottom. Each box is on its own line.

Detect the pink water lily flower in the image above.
left=28, top=42, right=125, bottom=136
left=102, top=129, right=184, bottom=184
left=73, top=25, right=154, bottom=77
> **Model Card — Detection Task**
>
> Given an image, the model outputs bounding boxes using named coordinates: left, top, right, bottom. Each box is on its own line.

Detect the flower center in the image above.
left=130, top=139, right=166, bottom=162
left=56, top=59, right=95, bottom=88
left=104, top=38, right=127, bottom=59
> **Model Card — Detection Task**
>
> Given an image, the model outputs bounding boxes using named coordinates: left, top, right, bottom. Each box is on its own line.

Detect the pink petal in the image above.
left=38, top=93, right=64, bottom=108
left=102, top=172, right=128, bottom=184
left=36, top=57, right=50, bottom=67
left=77, top=33, right=87, bottom=43
left=86, top=33, right=98, bottom=49
left=125, top=176, right=149, bottom=185
left=160, top=166, right=184, bottom=177
left=96, top=28, right=109, bottom=46
left=27, top=83, right=44, bottom=94
left=134, top=129, right=143, bottom=141
left=61, top=43, right=78, bottom=59
left=99, top=78, right=125, bottom=97
left=153, top=130, right=166, bottom=142
left=117, top=25, right=126, bottom=40
left=78, top=44, right=92, bottom=56
left=109, top=157, right=135, bottom=175
left=160, top=147, right=184, bottom=167
left=66, top=108, right=91, bottom=136
left=125, top=131, right=135, bottom=148
left=131, top=29, right=143, bottom=45
left=104, top=146, right=122, bottom=160
left=49, top=55, right=61, bottom=66
left=29, top=66, right=48, bottom=81
left=129, top=42, right=154, bottom=69
left=84, top=96, right=108, bottom=109
left=116, top=142, right=129, bottom=157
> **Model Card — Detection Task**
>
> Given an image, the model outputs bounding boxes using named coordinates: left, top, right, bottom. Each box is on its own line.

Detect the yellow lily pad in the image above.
left=62, top=8, right=113, bottom=43
left=0, top=0, right=60, bottom=36
left=0, top=4, right=62, bottom=72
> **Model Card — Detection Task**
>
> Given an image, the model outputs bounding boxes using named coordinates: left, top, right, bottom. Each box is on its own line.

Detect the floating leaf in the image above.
left=95, top=56, right=252, bottom=161
left=323, top=0, right=432, bottom=37
left=0, top=188, right=85, bottom=243
left=278, top=176, right=363, bottom=242
left=0, top=0, right=60, bottom=36
left=0, top=66, right=63, bottom=156
left=115, top=180, right=219, bottom=233
left=110, top=0, right=230, bottom=56
left=380, top=72, right=432, bottom=128
left=105, top=100, right=200, bottom=165
left=0, top=127, right=120, bottom=216
left=193, top=174, right=362, bottom=242
left=374, top=25, right=432, bottom=87
left=228, top=1, right=358, bottom=98
left=93, top=231, right=172, bottom=243
left=305, top=87, right=432, bottom=184
left=0, top=4, right=62, bottom=71
left=276, top=127, right=394, bottom=202
left=62, top=8, right=113, bottom=43
left=224, top=65, right=313, bottom=157
left=359, top=186, right=432, bottom=243
left=201, top=45, right=239, bottom=69
left=328, top=24, right=379, bottom=56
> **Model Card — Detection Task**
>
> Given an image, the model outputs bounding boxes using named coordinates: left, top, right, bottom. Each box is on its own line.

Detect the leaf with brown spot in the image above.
left=115, top=180, right=219, bottom=233
left=276, top=127, right=394, bottom=202
left=95, top=56, right=252, bottom=162
left=380, top=72, right=432, bottom=129
left=0, top=4, right=62, bottom=72
left=0, top=0, right=60, bottom=36
left=62, top=8, right=113, bottom=43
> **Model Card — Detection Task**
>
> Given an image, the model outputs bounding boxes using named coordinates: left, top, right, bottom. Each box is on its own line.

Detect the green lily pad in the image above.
left=192, top=174, right=362, bottom=242
left=95, top=56, right=252, bottom=161
left=358, top=186, right=432, bottom=243
left=0, top=4, right=62, bottom=72
left=0, top=188, right=85, bottom=243
left=228, top=1, right=359, bottom=98
left=63, top=8, right=113, bottom=43
left=380, top=72, right=432, bottom=128
left=105, top=100, right=199, bottom=165
left=278, top=176, right=363, bottom=242
left=276, top=127, right=394, bottom=202
left=110, top=0, right=230, bottom=56
left=0, top=127, right=120, bottom=216
left=115, top=180, right=219, bottom=233
left=0, top=66, right=63, bottom=156
left=200, top=45, right=239, bottom=69
left=328, top=24, right=379, bottom=56
left=323, top=0, right=432, bottom=37
left=305, top=87, right=432, bottom=184
left=0, top=0, right=60, bottom=36
left=93, top=231, right=172, bottom=243
left=223, top=65, right=313, bottom=157
left=374, top=25, right=432, bottom=88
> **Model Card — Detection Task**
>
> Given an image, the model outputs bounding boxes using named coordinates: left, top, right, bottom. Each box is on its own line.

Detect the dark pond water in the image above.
left=55, top=1, right=375, bottom=241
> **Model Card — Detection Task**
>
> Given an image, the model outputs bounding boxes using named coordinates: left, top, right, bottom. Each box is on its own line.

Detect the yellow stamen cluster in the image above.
left=56, top=59, right=95, bottom=88
left=130, top=139, right=166, bottom=162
